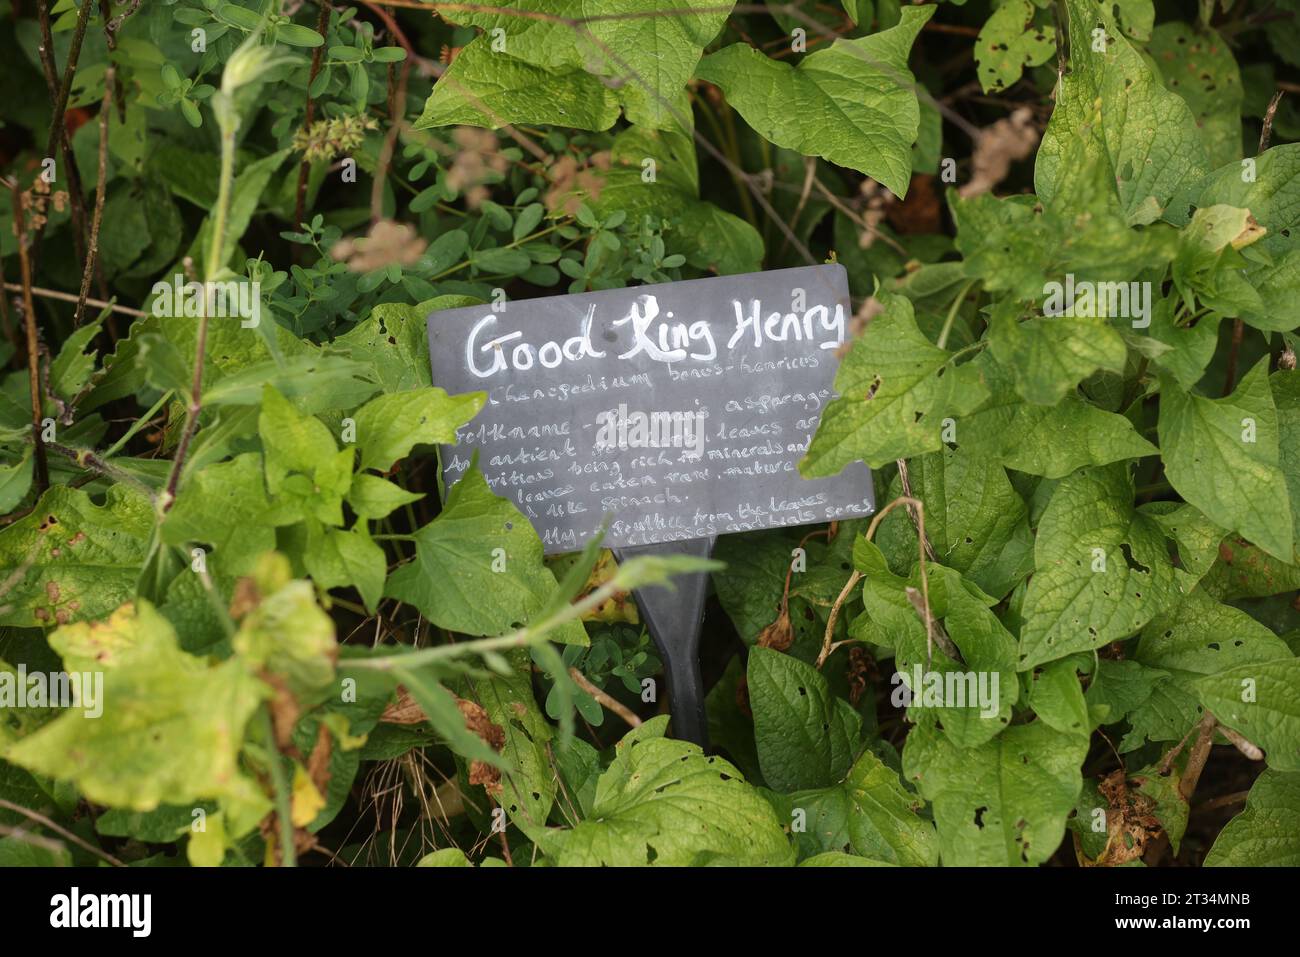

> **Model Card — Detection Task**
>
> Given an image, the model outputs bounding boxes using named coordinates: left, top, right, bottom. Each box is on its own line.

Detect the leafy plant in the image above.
left=0, top=0, right=1298, bottom=870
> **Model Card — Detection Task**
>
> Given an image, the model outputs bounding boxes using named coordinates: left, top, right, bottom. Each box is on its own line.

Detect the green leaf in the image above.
left=417, top=848, right=473, bottom=867
left=1194, top=658, right=1300, bottom=771
left=974, top=0, right=1055, bottom=94
left=385, top=467, right=587, bottom=645
left=470, top=247, right=531, bottom=275
left=232, top=570, right=338, bottom=699
left=464, top=648, right=554, bottom=841
left=1018, top=463, right=1183, bottom=669
left=1123, top=588, right=1289, bottom=749
left=1132, top=761, right=1190, bottom=855
left=439, top=0, right=735, bottom=129
left=333, top=297, right=480, bottom=393
left=1027, top=658, right=1092, bottom=738
left=747, top=647, right=860, bottom=793
left=163, top=452, right=278, bottom=575
left=6, top=601, right=270, bottom=817
left=1147, top=295, right=1223, bottom=389
left=1037, top=0, right=1207, bottom=225
left=1158, top=359, right=1294, bottom=563
left=573, top=126, right=763, bottom=274
left=258, top=385, right=353, bottom=527
left=903, top=720, right=1087, bottom=866
left=798, top=851, right=897, bottom=866
left=512, top=202, right=544, bottom=242
left=1274, top=370, right=1300, bottom=554
left=956, top=354, right=1158, bottom=478
left=859, top=564, right=1019, bottom=748
left=0, top=485, right=153, bottom=628
left=1139, top=501, right=1225, bottom=585
left=354, top=387, right=485, bottom=472
left=414, top=36, right=621, bottom=132
left=1147, top=22, right=1243, bottom=168
left=1172, top=144, right=1300, bottom=331
left=49, top=318, right=103, bottom=401
left=0, top=450, right=33, bottom=514
left=1084, top=658, right=1170, bottom=726
left=1112, top=0, right=1154, bottom=40
left=276, top=22, right=324, bottom=48
left=1201, top=536, right=1300, bottom=600
left=1205, top=769, right=1300, bottom=866
left=711, top=529, right=825, bottom=646
left=1134, top=588, right=1292, bottom=679
left=801, top=291, right=985, bottom=476
left=539, top=717, right=794, bottom=866
left=875, top=448, right=1031, bottom=600
left=201, top=355, right=378, bottom=410
left=191, top=150, right=289, bottom=275
left=954, top=137, right=1178, bottom=296
left=988, top=310, right=1128, bottom=407
left=347, top=474, right=422, bottom=521
left=766, top=749, right=939, bottom=866
left=302, top=525, right=387, bottom=613
left=217, top=3, right=263, bottom=31
left=696, top=5, right=935, bottom=197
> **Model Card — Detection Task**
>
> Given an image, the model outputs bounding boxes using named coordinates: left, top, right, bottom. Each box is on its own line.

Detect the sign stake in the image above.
left=612, top=537, right=715, bottom=750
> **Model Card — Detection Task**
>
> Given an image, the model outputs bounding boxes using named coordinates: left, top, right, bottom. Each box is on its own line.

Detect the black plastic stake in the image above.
left=611, top=536, right=716, bottom=750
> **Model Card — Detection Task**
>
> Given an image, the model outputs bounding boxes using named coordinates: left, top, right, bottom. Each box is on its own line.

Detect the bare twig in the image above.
left=0, top=799, right=125, bottom=867
left=569, top=667, right=642, bottom=727
left=1194, top=790, right=1250, bottom=814
left=0, top=823, right=69, bottom=858
left=1218, top=723, right=1265, bottom=762
left=105, top=0, right=143, bottom=38
left=818, top=570, right=862, bottom=670
left=1259, top=90, right=1284, bottom=153
left=8, top=178, right=50, bottom=494
left=75, top=67, right=114, bottom=327
left=811, top=177, right=908, bottom=257
left=295, top=0, right=332, bottom=227
left=1178, top=713, right=1218, bottom=802
left=3, top=282, right=147, bottom=318
left=35, top=0, right=95, bottom=265
left=817, top=496, right=933, bottom=669
left=0, top=254, right=16, bottom=356
left=896, top=458, right=938, bottom=561
left=97, top=0, right=131, bottom=119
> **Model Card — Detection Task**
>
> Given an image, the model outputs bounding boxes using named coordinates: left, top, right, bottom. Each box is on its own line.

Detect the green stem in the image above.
left=937, top=279, right=977, bottom=351
left=342, top=570, right=633, bottom=673
left=260, top=706, right=296, bottom=868
left=103, top=390, right=172, bottom=459
left=159, top=99, right=238, bottom=515
left=206, top=125, right=237, bottom=282
left=427, top=223, right=563, bottom=283
left=719, top=100, right=758, bottom=227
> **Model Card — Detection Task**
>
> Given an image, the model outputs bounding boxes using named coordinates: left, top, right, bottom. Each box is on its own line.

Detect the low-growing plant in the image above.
left=0, top=0, right=1298, bottom=869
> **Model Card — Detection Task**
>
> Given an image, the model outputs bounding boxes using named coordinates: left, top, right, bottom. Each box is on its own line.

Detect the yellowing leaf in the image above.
left=291, top=763, right=326, bottom=827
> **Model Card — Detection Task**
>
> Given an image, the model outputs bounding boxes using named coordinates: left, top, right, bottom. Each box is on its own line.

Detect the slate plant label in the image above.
left=427, top=264, right=875, bottom=552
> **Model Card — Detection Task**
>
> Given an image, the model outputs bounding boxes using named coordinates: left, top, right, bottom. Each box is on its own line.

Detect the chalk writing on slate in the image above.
left=426, top=263, right=875, bottom=553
